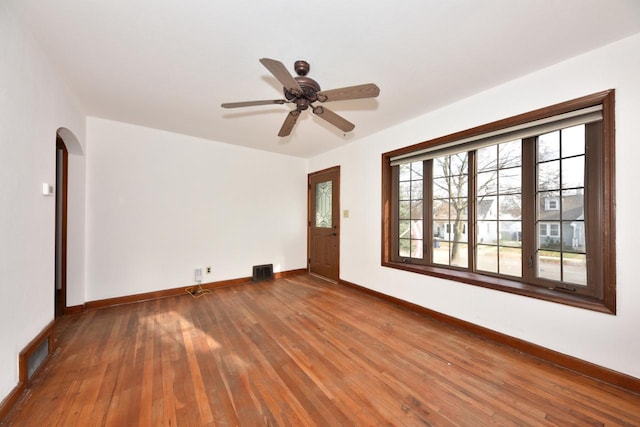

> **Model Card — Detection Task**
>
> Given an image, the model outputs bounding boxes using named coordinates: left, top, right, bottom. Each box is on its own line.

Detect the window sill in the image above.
left=382, top=261, right=614, bottom=314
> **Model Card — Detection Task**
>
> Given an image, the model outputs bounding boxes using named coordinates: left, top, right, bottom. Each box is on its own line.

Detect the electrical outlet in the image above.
left=206, top=266, right=211, bottom=274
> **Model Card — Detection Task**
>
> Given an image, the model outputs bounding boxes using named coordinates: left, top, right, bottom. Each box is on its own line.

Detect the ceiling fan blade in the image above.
left=312, top=106, right=355, bottom=132
left=278, top=110, right=301, bottom=137
left=316, top=83, right=380, bottom=103
left=221, top=99, right=287, bottom=108
left=259, top=58, right=302, bottom=95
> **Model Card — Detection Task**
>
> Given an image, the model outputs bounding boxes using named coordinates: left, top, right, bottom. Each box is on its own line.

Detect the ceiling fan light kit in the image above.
left=221, top=58, right=380, bottom=137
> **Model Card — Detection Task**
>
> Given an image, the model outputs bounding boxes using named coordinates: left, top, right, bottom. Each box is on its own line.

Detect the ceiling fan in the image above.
left=221, top=58, right=380, bottom=137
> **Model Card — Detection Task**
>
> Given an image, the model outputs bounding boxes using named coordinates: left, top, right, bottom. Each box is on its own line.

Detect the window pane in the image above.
left=538, top=160, right=560, bottom=191
left=538, top=131, right=560, bottom=162
left=410, top=220, right=423, bottom=239
left=399, top=182, right=411, bottom=200
left=411, top=180, right=423, bottom=200
left=477, top=171, right=497, bottom=196
left=563, top=253, right=587, bottom=286
left=565, top=220, right=585, bottom=253
left=399, top=239, right=410, bottom=257
left=450, top=221, right=468, bottom=243
left=538, top=250, right=561, bottom=281
left=538, top=191, right=561, bottom=220
left=432, top=178, right=450, bottom=199
left=315, top=181, right=332, bottom=228
left=561, top=125, right=585, bottom=158
left=478, top=195, right=497, bottom=220
left=411, top=200, right=423, bottom=219
left=450, top=153, right=468, bottom=173
left=399, top=201, right=410, bottom=219
left=500, top=247, right=522, bottom=277
left=411, top=162, right=423, bottom=179
left=499, top=221, right=521, bottom=247
left=477, top=145, right=497, bottom=172
left=433, top=199, right=449, bottom=220
left=477, top=244, right=498, bottom=273
left=433, top=157, right=447, bottom=178
left=433, top=239, right=449, bottom=265
left=561, top=190, right=583, bottom=221
left=450, top=175, right=468, bottom=198
left=499, top=140, right=522, bottom=168
left=562, top=156, right=585, bottom=189
left=451, top=198, right=468, bottom=220
left=499, top=194, right=521, bottom=219
left=498, top=167, right=521, bottom=193
left=399, top=163, right=411, bottom=181
left=477, top=220, right=497, bottom=244
left=399, top=220, right=411, bottom=238
left=451, top=243, right=468, bottom=268
left=411, top=239, right=423, bottom=259
left=539, top=222, right=560, bottom=249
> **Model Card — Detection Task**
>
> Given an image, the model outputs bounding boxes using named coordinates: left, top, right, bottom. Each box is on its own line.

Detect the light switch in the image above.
left=343, top=209, right=350, bottom=218
left=42, top=183, right=54, bottom=196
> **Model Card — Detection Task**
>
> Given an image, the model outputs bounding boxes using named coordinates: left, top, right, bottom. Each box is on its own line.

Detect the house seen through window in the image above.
left=382, top=91, right=616, bottom=313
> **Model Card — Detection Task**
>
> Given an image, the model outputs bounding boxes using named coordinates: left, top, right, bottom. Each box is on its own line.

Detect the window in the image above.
left=544, top=198, right=559, bottom=210
left=382, top=90, right=616, bottom=313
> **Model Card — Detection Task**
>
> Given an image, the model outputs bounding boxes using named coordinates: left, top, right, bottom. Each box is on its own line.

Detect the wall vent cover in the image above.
left=27, top=339, right=49, bottom=380
left=252, top=264, right=274, bottom=282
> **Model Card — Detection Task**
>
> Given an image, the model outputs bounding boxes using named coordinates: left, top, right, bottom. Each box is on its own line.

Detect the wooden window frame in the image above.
left=381, top=90, right=616, bottom=314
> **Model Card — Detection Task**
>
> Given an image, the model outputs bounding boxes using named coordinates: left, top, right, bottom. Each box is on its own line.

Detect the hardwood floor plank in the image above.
left=3, top=274, right=640, bottom=426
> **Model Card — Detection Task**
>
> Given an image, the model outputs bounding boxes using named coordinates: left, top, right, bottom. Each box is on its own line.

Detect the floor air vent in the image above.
left=252, top=264, right=273, bottom=282
left=27, top=339, right=49, bottom=380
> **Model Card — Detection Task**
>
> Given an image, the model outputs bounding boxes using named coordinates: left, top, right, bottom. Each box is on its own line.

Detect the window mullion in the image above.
left=521, top=137, right=537, bottom=283
left=390, top=165, right=400, bottom=262
left=585, top=121, right=603, bottom=299
left=469, top=151, right=477, bottom=272
left=424, top=160, right=433, bottom=265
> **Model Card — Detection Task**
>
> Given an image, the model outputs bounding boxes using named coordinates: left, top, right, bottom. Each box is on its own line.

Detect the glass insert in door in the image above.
left=315, top=181, right=332, bottom=228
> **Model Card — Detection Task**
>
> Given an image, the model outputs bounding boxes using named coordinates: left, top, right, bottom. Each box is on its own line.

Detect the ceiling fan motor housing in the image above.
left=284, top=77, right=321, bottom=110
left=283, top=60, right=320, bottom=110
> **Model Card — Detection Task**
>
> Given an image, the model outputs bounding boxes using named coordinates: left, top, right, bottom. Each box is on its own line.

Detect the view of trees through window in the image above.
left=432, top=153, right=469, bottom=268
left=396, top=124, right=588, bottom=287
left=383, top=91, right=615, bottom=312
left=398, top=162, right=424, bottom=259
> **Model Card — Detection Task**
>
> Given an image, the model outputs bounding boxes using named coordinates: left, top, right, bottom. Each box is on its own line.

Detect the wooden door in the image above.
left=308, top=167, right=340, bottom=281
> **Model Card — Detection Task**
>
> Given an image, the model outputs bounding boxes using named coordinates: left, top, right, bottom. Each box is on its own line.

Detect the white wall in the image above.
left=309, top=33, right=640, bottom=379
left=0, top=5, right=85, bottom=400
left=85, top=118, right=308, bottom=301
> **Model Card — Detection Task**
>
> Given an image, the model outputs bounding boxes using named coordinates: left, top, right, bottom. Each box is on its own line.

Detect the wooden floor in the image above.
left=3, top=275, right=640, bottom=426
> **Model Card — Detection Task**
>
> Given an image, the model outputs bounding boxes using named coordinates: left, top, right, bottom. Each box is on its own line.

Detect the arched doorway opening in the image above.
left=55, top=127, right=82, bottom=317
left=55, top=135, right=68, bottom=317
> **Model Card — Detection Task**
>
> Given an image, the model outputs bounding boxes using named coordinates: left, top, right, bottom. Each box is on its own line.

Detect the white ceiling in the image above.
left=7, top=1, right=640, bottom=158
